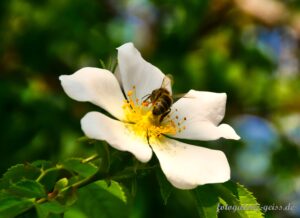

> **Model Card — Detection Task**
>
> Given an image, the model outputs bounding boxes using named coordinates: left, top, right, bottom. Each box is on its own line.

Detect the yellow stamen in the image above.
left=127, top=90, right=133, bottom=97
left=123, top=88, right=178, bottom=143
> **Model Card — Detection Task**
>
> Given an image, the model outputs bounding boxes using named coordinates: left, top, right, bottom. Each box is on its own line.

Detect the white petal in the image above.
left=152, top=138, right=230, bottom=189
left=59, top=67, right=125, bottom=120
left=170, top=90, right=240, bottom=140
left=114, top=66, right=122, bottom=87
left=117, top=42, right=171, bottom=101
left=81, top=111, right=152, bottom=163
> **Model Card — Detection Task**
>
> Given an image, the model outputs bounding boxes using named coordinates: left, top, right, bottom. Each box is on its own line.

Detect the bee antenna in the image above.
left=142, top=93, right=151, bottom=101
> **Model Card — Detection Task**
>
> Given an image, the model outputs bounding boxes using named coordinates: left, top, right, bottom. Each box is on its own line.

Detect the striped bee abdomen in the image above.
left=152, top=93, right=173, bottom=116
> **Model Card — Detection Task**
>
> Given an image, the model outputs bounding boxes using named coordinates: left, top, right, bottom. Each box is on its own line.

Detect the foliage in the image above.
left=1, top=0, right=300, bottom=217
left=0, top=153, right=263, bottom=218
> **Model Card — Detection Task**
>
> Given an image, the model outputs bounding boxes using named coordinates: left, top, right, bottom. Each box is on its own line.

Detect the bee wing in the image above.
left=173, top=93, right=196, bottom=100
left=161, top=74, right=174, bottom=89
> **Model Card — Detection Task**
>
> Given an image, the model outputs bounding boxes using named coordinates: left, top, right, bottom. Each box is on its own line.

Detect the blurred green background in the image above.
left=1, top=0, right=300, bottom=217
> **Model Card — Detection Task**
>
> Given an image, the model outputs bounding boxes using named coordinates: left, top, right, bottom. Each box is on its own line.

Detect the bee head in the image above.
left=150, top=89, right=160, bottom=102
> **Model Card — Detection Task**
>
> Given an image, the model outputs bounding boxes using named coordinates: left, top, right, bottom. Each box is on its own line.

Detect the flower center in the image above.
left=122, top=87, right=181, bottom=143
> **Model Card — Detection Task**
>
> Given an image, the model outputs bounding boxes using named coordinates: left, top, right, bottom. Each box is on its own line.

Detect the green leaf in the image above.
left=0, top=164, right=40, bottom=189
left=193, top=185, right=219, bottom=218
left=109, top=56, right=118, bottom=73
left=62, top=158, right=98, bottom=177
left=47, top=178, right=73, bottom=205
left=35, top=201, right=66, bottom=218
left=99, top=59, right=106, bottom=69
left=0, top=194, right=33, bottom=218
left=35, top=204, right=48, bottom=218
left=32, top=161, right=60, bottom=192
left=130, top=177, right=137, bottom=198
left=40, top=175, right=76, bottom=207
left=64, top=208, right=88, bottom=218
left=94, top=142, right=110, bottom=173
left=66, top=180, right=129, bottom=218
left=56, top=187, right=78, bottom=207
left=7, top=179, right=46, bottom=198
left=31, top=160, right=55, bottom=170
left=77, top=136, right=93, bottom=143
left=215, top=181, right=264, bottom=218
left=156, top=169, right=173, bottom=205
left=96, top=180, right=127, bottom=203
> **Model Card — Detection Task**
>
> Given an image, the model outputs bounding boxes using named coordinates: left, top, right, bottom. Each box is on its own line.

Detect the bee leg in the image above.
left=159, top=109, right=171, bottom=123
left=142, top=95, right=152, bottom=107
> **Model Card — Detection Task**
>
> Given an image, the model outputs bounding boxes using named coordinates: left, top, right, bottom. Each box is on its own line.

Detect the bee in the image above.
left=143, top=75, right=173, bottom=123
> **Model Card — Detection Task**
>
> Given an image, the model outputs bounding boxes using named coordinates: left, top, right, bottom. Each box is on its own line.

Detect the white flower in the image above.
left=59, top=42, right=240, bottom=190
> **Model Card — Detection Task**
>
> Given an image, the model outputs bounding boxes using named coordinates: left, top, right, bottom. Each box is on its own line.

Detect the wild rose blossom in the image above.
left=59, top=42, right=240, bottom=189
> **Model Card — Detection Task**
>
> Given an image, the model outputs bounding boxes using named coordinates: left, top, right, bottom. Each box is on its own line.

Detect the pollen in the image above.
left=127, top=90, right=133, bottom=97
left=123, top=88, right=177, bottom=143
left=142, top=101, right=149, bottom=107
left=176, top=116, right=187, bottom=133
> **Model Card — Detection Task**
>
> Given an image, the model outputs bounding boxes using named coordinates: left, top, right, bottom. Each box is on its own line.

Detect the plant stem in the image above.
left=36, top=165, right=64, bottom=182
left=34, top=163, right=158, bottom=209
left=62, top=170, right=106, bottom=192
left=81, top=154, right=99, bottom=163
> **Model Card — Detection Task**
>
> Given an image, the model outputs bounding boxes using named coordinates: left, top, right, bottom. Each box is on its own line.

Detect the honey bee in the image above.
left=143, top=75, right=173, bottom=123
